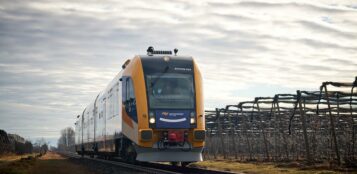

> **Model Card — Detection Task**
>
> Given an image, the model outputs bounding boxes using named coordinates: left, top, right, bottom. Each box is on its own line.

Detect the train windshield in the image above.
left=146, top=73, right=195, bottom=109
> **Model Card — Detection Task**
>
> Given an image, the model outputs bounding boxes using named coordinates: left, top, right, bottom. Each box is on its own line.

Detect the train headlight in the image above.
left=149, top=117, right=156, bottom=124
left=149, top=111, right=155, bottom=128
left=163, top=56, right=170, bottom=62
left=190, top=111, right=196, bottom=124
left=190, top=111, right=196, bottom=127
left=190, top=117, right=196, bottom=124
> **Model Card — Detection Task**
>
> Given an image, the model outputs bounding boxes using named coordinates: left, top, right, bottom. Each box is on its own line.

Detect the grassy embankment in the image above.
left=192, top=160, right=356, bottom=174
left=0, top=152, right=96, bottom=174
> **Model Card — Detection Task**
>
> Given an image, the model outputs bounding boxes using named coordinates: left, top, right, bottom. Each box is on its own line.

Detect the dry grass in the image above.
left=0, top=152, right=97, bottom=174
left=38, top=152, right=66, bottom=160
left=0, top=154, right=37, bottom=174
left=191, top=160, right=353, bottom=174
left=0, top=153, right=37, bottom=163
left=31, top=152, right=97, bottom=174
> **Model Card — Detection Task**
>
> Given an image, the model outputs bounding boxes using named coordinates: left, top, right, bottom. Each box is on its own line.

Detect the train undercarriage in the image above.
left=76, top=132, right=203, bottom=167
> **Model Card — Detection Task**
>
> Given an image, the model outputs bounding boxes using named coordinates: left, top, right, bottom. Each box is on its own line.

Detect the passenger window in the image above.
left=122, top=77, right=137, bottom=122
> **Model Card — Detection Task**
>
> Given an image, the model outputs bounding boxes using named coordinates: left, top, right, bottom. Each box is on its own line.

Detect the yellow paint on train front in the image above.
left=192, top=59, right=205, bottom=147
left=122, top=56, right=149, bottom=146
left=123, top=56, right=205, bottom=148
left=122, top=56, right=157, bottom=147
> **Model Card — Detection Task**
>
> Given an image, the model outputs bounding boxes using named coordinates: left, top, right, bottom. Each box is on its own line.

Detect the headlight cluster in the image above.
left=190, top=117, right=195, bottom=124
left=149, top=117, right=155, bottom=124
left=148, top=111, right=196, bottom=128
left=190, top=111, right=196, bottom=126
left=149, top=111, right=155, bottom=127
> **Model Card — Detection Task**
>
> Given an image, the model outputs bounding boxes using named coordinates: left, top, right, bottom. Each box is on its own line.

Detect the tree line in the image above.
left=56, top=127, right=75, bottom=152
left=0, top=130, right=48, bottom=155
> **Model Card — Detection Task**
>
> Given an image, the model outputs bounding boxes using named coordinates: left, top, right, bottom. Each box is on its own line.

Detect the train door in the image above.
left=97, top=98, right=105, bottom=152
left=93, top=107, right=96, bottom=147
left=86, top=110, right=90, bottom=149
left=93, top=94, right=100, bottom=149
left=81, top=109, right=85, bottom=152
left=93, top=105, right=97, bottom=150
left=122, top=77, right=137, bottom=122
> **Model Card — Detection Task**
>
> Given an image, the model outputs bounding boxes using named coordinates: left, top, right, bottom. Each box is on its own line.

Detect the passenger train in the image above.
left=74, top=47, right=205, bottom=165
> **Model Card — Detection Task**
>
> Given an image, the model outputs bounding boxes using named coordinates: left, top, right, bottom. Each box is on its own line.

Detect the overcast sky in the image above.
left=1, top=0, right=356, bottom=145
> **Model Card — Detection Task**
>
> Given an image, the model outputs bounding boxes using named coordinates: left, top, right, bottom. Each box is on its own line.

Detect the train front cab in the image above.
left=122, top=55, right=205, bottom=163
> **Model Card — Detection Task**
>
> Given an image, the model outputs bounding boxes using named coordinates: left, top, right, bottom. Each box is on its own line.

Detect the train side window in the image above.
left=122, top=77, right=137, bottom=122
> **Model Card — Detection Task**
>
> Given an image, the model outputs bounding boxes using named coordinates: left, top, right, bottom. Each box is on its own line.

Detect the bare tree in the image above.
left=57, top=127, right=75, bottom=152
left=33, top=137, right=49, bottom=155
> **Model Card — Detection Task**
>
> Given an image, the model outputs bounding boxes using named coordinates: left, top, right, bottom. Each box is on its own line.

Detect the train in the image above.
left=74, top=47, right=205, bottom=165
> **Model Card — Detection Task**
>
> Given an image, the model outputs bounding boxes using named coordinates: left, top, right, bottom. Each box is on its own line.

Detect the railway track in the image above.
left=59, top=151, right=237, bottom=174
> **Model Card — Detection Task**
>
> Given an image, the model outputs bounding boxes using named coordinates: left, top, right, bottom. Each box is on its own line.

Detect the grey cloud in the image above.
left=346, top=5, right=357, bottom=10
left=209, top=1, right=357, bottom=13
left=1, top=0, right=357, bottom=142
left=324, top=58, right=357, bottom=65
left=297, top=38, right=357, bottom=50
left=297, top=20, right=357, bottom=39
left=298, top=64, right=334, bottom=71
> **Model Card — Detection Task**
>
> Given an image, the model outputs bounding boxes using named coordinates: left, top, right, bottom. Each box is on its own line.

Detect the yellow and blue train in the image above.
left=74, top=47, right=205, bottom=165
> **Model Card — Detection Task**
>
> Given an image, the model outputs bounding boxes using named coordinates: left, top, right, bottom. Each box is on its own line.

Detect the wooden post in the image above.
left=323, top=84, right=341, bottom=165
left=257, top=102, right=270, bottom=160
left=276, top=100, right=289, bottom=160
left=206, top=130, right=212, bottom=160
left=349, top=82, right=356, bottom=159
left=230, top=109, right=238, bottom=159
left=212, top=131, right=217, bottom=159
left=216, top=108, right=227, bottom=159
left=241, top=106, right=252, bottom=160
left=297, top=90, right=312, bottom=164
left=271, top=102, right=278, bottom=160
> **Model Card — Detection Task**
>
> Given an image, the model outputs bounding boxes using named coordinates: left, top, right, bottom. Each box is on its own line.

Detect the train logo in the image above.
left=162, top=112, right=169, bottom=117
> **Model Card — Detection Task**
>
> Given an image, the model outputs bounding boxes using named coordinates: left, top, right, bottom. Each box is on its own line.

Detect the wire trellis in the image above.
left=204, top=77, right=357, bottom=165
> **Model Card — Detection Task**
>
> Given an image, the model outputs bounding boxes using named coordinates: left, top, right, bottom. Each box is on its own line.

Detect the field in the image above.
left=1, top=152, right=356, bottom=174
left=0, top=152, right=97, bottom=174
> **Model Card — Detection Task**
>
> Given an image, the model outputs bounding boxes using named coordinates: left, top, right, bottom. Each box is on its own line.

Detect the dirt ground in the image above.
left=3, top=152, right=356, bottom=174
left=0, top=152, right=97, bottom=174
left=192, top=160, right=357, bottom=174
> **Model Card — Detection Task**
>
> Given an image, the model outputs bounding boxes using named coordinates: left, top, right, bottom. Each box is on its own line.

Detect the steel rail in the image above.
left=59, top=151, right=238, bottom=174
left=59, top=151, right=181, bottom=174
